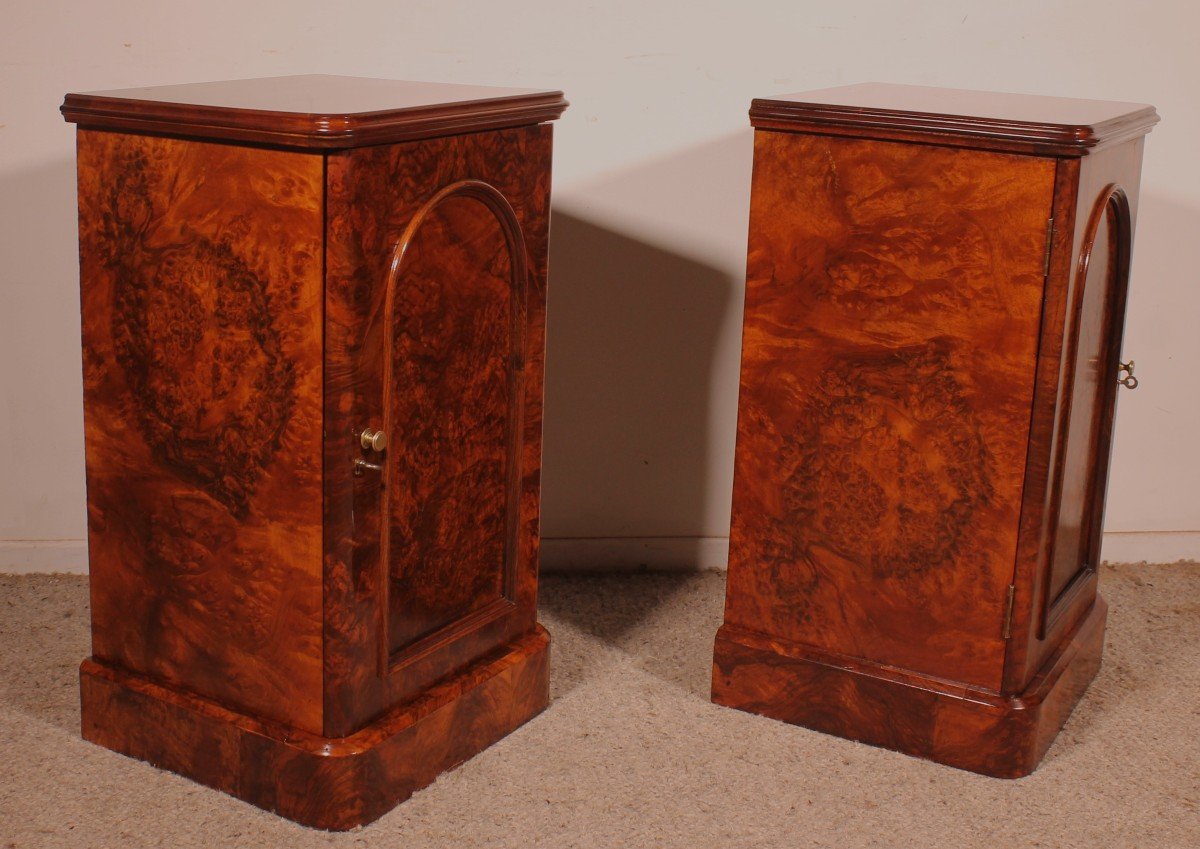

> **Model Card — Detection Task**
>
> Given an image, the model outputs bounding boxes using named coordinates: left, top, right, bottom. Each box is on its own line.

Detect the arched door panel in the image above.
left=1041, top=187, right=1131, bottom=634
left=377, top=180, right=528, bottom=672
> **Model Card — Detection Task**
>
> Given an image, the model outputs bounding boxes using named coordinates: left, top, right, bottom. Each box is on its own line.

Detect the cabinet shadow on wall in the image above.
left=537, top=132, right=752, bottom=583
left=536, top=211, right=734, bottom=670
left=533, top=131, right=753, bottom=673
left=538, top=212, right=737, bottom=567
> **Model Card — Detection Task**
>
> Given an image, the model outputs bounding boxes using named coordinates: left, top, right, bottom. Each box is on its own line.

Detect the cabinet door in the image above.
left=1040, top=188, right=1132, bottom=633
left=377, top=180, right=527, bottom=671
left=323, top=128, right=552, bottom=737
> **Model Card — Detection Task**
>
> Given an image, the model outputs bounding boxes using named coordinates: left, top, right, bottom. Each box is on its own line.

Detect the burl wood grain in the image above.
left=80, top=626, right=551, bottom=830
left=383, top=183, right=525, bottom=656
left=1005, top=138, right=1146, bottom=690
left=76, top=130, right=325, bottom=733
left=323, top=126, right=553, bottom=736
left=723, top=132, right=1057, bottom=692
left=712, top=598, right=1106, bottom=778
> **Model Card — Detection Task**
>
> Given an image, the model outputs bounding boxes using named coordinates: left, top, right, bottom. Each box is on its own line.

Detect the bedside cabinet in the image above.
left=63, top=75, right=567, bottom=828
left=712, top=84, right=1157, bottom=777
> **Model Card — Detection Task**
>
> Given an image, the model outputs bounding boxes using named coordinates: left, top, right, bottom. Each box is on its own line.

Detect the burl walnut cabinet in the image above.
left=712, top=84, right=1157, bottom=777
left=62, top=75, right=567, bottom=828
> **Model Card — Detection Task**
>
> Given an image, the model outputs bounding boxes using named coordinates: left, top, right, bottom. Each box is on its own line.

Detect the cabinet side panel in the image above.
left=77, top=130, right=325, bottom=733
left=724, top=132, right=1055, bottom=691
left=323, top=126, right=552, bottom=736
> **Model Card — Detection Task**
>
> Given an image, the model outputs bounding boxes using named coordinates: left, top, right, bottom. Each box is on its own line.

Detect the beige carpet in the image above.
left=1, top=564, right=1197, bottom=848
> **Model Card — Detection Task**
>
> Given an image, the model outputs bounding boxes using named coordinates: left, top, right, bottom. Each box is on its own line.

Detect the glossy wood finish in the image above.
left=1047, top=193, right=1122, bottom=605
left=1006, top=138, right=1147, bottom=689
left=752, top=83, right=1158, bottom=155
left=322, top=126, right=552, bottom=736
left=725, top=131, right=1056, bottom=691
left=713, top=599, right=1106, bottom=779
left=381, top=181, right=526, bottom=666
left=62, top=75, right=568, bottom=150
left=715, top=86, right=1155, bottom=777
left=76, top=130, right=326, bottom=733
left=67, top=77, right=561, bottom=828
left=80, top=626, right=550, bottom=830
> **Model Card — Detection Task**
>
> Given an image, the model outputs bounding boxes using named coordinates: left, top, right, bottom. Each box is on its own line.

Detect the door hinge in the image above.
left=1042, top=217, right=1055, bottom=278
left=1002, top=584, right=1017, bottom=639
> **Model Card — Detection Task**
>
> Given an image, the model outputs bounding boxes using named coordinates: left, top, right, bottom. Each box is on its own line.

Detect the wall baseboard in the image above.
left=539, top=532, right=1200, bottom=572
left=0, top=540, right=89, bottom=574
left=540, top=536, right=731, bottom=572
left=1, top=532, right=1196, bottom=575
left=1096, top=531, right=1200, bottom=565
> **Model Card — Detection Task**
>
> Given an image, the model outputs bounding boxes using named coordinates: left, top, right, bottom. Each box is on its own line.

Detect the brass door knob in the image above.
left=360, top=428, right=388, bottom=452
left=1118, top=360, right=1139, bottom=390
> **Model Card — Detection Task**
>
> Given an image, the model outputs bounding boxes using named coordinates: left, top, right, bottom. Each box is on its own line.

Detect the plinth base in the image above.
left=80, top=625, right=551, bottom=830
left=711, top=599, right=1106, bottom=778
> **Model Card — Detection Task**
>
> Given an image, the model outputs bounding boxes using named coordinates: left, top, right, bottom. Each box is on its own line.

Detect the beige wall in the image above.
left=2, top=1, right=1197, bottom=571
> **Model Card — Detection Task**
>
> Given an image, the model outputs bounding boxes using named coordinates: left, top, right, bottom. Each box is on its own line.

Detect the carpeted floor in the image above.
left=0, top=564, right=1197, bottom=848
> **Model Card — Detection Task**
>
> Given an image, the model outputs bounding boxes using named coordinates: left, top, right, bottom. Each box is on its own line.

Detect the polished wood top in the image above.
left=62, top=75, right=568, bottom=149
left=751, top=83, right=1158, bottom=155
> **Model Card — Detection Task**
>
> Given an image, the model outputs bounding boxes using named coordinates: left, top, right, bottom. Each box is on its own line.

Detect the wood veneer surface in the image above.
left=61, top=75, right=568, bottom=149
left=713, top=597, right=1107, bottom=778
left=322, top=125, right=553, bottom=735
left=725, top=131, right=1057, bottom=692
left=752, top=83, right=1158, bottom=154
left=80, top=626, right=551, bottom=830
left=69, top=77, right=565, bottom=826
left=76, top=130, right=326, bottom=733
left=383, top=191, right=517, bottom=651
left=1005, top=137, right=1147, bottom=690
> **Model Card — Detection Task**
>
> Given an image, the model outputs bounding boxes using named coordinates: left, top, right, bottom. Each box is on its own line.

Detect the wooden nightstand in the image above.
left=63, top=75, right=567, bottom=828
left=712, top=83, right=1157, bottom=777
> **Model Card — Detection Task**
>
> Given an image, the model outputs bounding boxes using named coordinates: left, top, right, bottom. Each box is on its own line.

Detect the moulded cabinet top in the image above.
left=61, top=75, right=568, bottom=150
left=751, top=83, right=1158, bottom=155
